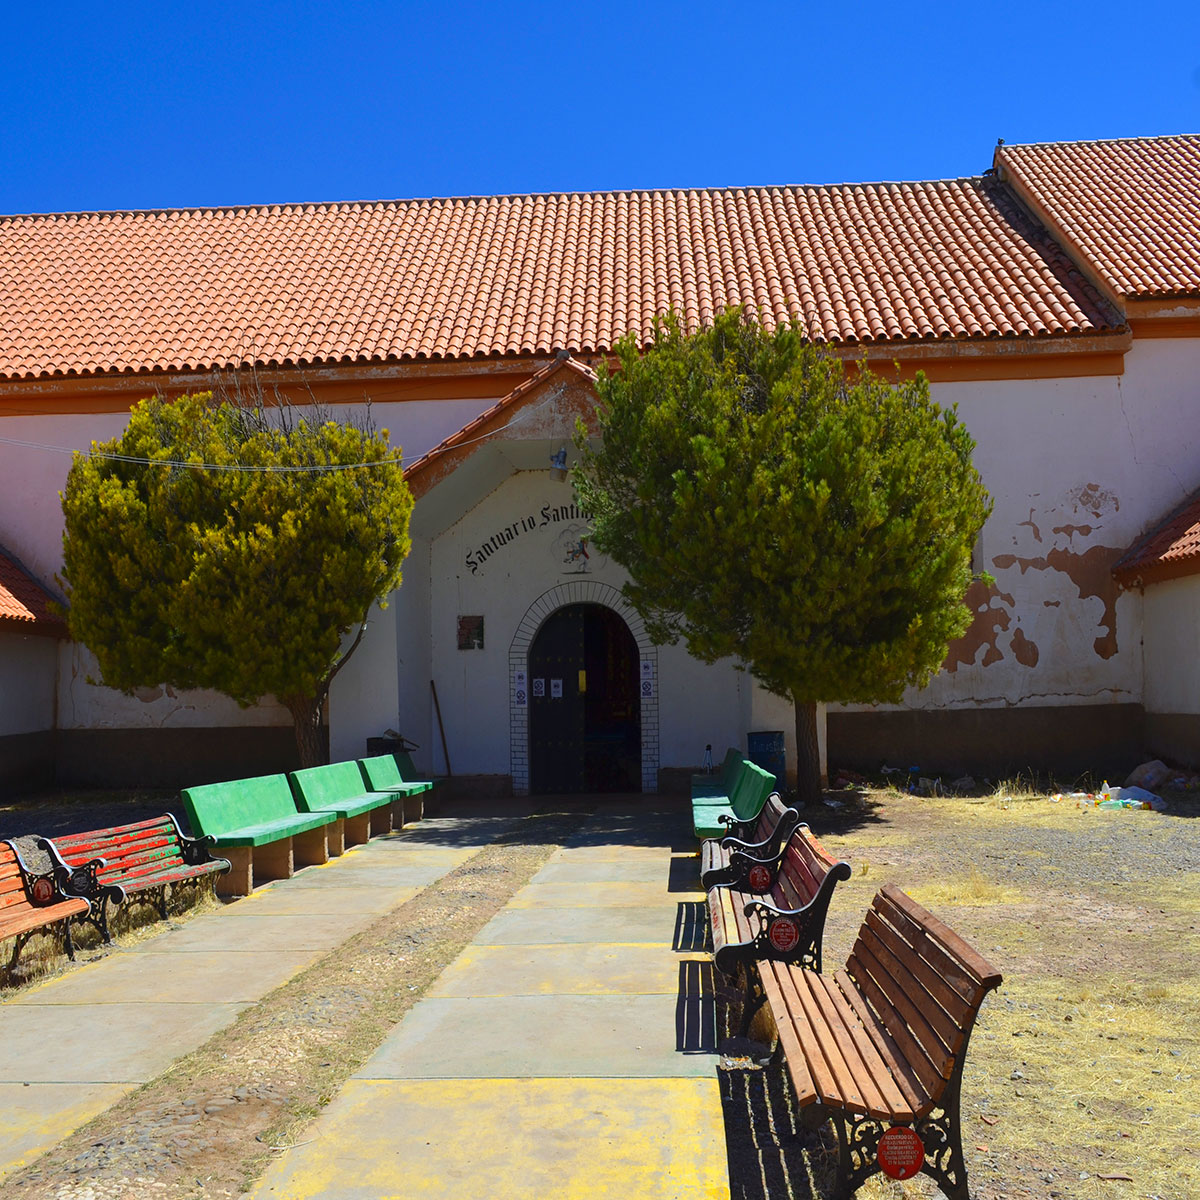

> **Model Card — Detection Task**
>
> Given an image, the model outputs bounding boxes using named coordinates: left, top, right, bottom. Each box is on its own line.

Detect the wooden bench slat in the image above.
left=879, top=883, right=1002, bottom=988
left=872, top=889, right=990, bottom=1006
left=847, top=940, right=948, bottom=1095
left=782, top=966, right=871, bottom=1112
left=834, top=968, right=930, bottom=1114
left=863, top=906, right=977, bottom=1037
left=816, top=971, right=915, bottom=1120
left=859, top=916, right=964, bottom=1060
left=759, top=961, right=825, bottom=1108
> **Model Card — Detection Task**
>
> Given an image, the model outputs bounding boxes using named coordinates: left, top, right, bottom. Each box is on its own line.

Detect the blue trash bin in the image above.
left=746, top=731, right=785, bottom=789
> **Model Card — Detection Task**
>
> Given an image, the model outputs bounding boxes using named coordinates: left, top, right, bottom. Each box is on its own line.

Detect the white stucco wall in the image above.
left=0, top=394, right=499, bottom=736
left=0, top=632, right=57, bottom=735
left=1143, top=575, right=1200, bottom=716
left=842, top=336, right=1200, bottom=716
left=423, top=469, right=747, bottom=780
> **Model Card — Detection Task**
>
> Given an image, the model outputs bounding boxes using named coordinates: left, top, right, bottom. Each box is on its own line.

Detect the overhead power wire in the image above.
left=0, top=396, right=558, bottom=474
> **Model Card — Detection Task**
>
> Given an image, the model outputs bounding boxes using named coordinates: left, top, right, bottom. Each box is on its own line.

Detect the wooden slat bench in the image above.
left=289, top=761, right=398, bottom=846
left=0, top=840, right=91, bottom=967
left=708, top=823, right=851, bottom=1032
left=699, top=792, right=800, bottom=890
left=692, top=758, right=777, bottom=840
left=357, top=754, right=432, bottom=827
left=181, top=774, right=338, bottom=897
left=38, top=815, right=230, bottom=942
left=757, top=884, right=1002, bottom=1199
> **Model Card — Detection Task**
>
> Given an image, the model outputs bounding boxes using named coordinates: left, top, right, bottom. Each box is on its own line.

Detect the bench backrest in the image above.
left=772, top=824, right=848, bottom=909
left=718, top=747, right=743, bottom=790
left=359, top=754, right=405, bottom=791
left=182, top=773, right=299, bottom=837
left=749, top=793, right=798, bottom=847
left=847, top=885, right=1002, bottom=1096
left=730, top=760, right=776, bottom=822
left=290, top=760, right=371, bottom=811
left=44, top=816, right=187, bottom=885
left=0, top=842, right=34, bottom=911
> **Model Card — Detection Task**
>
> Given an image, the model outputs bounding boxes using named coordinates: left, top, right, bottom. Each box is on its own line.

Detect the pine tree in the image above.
left=60, top=391, right=413, bottom=768
left=575, top=309, right=991, bottom=804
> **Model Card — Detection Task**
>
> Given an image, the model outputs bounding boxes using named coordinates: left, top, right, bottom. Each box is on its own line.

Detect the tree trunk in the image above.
left=793, top=695, right=821, bottom=809
left=283, top=694, right=327, bottom=769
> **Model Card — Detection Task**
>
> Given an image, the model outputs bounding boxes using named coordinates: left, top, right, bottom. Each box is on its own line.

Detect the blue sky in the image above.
left=2, top=0, right=1198, bottom=215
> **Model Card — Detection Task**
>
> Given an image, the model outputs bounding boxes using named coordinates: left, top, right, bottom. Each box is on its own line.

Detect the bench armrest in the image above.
left=164, top=812, right=221, bottom=866
left=36, top=839, right=121, bottom=905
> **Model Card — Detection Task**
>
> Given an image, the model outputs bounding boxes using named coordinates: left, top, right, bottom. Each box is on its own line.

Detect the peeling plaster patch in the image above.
left=943, top=580, right=1012, bottom=673
left=1052, top=524, right=1095, bottom=542
left=1043, top=600, right=1061, bottom=608
left=133, top=685, right=164, bottom=703
left=1017, top=509, right=1043, bottom=543
left=1010, top=627, right=1040, bottom=667
left=992, top=545, right=1125, bottom=660
left=1067, top=482, right=1119, bottom=520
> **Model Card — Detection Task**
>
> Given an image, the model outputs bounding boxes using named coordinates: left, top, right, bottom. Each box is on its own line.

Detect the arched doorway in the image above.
left=528, top=603, right=641, bottom=793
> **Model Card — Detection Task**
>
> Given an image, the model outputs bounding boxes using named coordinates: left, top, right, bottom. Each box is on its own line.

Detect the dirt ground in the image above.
left=2, top=784, right=1198, bottom=1200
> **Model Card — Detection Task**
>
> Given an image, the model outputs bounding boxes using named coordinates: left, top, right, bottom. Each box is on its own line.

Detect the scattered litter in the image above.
left=1097, top=1174, right=1134, bottom=1182
left=1051, top=785, right=1166, bottom=811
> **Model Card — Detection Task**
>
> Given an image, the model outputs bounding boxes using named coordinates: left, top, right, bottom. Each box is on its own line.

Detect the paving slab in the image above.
left=14, top=948, right=315, bottom=1005
left=475, top=903, right=685, bottom=946
left=0, top=1002, right=249, bottom=1083
left=427, top=943, right=710, bottom=998
left=269, top=858, right=467, bottom=889
left=123, top=913, right=379, bottom=955
left=508, top=880, right=703, bottom=908
left=532, top=857, right=677, bottom=884
left=0, top=1083, right=130, bottom=1179
left=230, top=884, right=422, bottom=917
left=358, top=993, right=717, bottom=1078
left=248, top=1077, right=728, bottom=1200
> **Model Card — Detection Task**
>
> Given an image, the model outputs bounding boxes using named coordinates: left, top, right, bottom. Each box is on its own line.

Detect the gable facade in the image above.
left=1, top=134, right=1198, bottom=793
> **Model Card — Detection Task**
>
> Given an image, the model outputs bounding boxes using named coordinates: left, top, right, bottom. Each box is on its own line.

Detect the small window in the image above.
left=457, top=615, right=485, bottom=650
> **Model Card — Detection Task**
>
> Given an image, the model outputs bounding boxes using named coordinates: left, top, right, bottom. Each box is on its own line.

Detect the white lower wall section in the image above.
left=328, top=599, right=402, bottom=764
left=1144, top=576, right=1200, bottom=716
left=0, top=632, right=57, bottom=735
left=58, top=643, right=290, bottom=729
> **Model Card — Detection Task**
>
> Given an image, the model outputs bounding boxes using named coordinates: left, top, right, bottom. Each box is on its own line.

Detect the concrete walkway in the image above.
left=0, top=809, right=519, bottom=1182
left=247, top=803, right=727, bottom=1199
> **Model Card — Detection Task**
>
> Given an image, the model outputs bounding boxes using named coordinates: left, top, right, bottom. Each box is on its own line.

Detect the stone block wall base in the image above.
left=253, top=839, right=294, bottom=884
left=217, top=847, right=254, bottom=897
left=344, top=813, right=371, bottom=847
left=293, top=827, right=329, bottom=868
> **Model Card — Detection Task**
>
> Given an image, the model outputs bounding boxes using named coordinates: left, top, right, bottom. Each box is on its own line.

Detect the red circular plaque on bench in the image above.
left=768, top=916, right=799, bottom=952
left=30, top=877, right=55, bottom=905
left=747, top=864, right=771, bottom=892
left=878, top=1125, right=924, bottom=1179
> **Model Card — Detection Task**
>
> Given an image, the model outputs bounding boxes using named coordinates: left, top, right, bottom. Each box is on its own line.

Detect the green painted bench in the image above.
left=358, top=754, right=432, bottom=827
left=692, top=759, right=777, bottom=839
left=181, top=774, right=337, bottom=897
left=289, top=760, right=397, bottom=847
left=691, top=746, right=742, bottom=799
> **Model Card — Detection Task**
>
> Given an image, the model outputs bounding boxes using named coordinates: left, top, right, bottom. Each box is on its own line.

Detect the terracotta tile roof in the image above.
left=1113, top=489, right=1200, bottom=587
left=0, top=546, right=66, bottom=632
left=997, top=135, right=1200, bottom=299
left=0, top=174, right=1121, bottom=382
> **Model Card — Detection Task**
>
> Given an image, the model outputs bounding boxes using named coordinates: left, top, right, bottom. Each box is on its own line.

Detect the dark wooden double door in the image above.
left=529, top=603, right=641, bottom=794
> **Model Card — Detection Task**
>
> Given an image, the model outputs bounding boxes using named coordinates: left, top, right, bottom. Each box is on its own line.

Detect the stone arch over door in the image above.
left=509, top=581, right=658, bottom=794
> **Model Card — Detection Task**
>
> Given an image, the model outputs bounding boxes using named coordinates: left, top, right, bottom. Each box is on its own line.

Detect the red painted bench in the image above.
left=0, top=840, right=91, bottom=968
left=38, top=814, right=230, bottom=942
left=757, top=885, right=1002, bottom=1198
left=707, top=823, right=851, bottom=1033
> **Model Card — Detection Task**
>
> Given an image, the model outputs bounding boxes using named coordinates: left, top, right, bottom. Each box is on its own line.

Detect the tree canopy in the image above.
left=60, top=391, right=413, bottom=767
left=574, top=309, right=991, bottom=803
